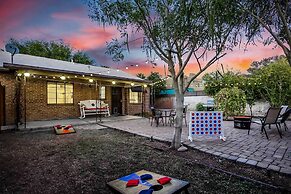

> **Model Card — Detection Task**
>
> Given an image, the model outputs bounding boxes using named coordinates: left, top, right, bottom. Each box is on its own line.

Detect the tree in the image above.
left=203, top=71, right=244, bottom=97
left=7, top=39, right=93, bottom=64
left=237, top=0, right=291, bottom=66
left=147, top=72, right=166, bottom=97
left=247, top=55, right=284, bottom=73
left=73, top=51, right=94, bottom=64
left=136, top=73, right=146, bottom=79
left=252, top=57, right=291, bottom=107
left=88, top=0, right=240, bottom=149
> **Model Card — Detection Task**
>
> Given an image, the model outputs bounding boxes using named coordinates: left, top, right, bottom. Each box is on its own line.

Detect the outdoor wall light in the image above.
left=24, top=72, right=30, bottom=77
left=60, top=76, right=66, bottom=80
left=112, top=81, right=116, bottom=85
left=89, top=79, right=94, bottom=83
left=131, top=83, right=134, bottom=86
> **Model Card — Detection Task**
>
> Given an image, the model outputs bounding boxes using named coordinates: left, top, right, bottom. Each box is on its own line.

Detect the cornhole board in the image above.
left=54, top=124, right=76, bottom=135
left=188, top=111, right=224, bottom=141
left=107, top=170, right=190, bottom=194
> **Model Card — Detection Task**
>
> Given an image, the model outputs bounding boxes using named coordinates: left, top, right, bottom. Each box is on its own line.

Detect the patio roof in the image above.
left=0, top=51, right=147, bottom=83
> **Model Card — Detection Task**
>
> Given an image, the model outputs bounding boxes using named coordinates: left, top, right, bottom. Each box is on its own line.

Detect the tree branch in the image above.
left=238, top=3, right=289, bottom=54
left=183, top=52, right=227, bottom=93
left=274, top=0, right=291, bottom=48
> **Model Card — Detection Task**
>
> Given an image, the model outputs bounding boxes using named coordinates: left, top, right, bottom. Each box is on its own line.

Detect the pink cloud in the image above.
left=64, top=26, right=117, bottom=50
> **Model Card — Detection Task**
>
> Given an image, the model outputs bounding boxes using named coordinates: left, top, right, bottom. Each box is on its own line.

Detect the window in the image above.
left=100, top=86, right=106, bottom=99
left=129, top=90, right=142, bottom=103
left=47, top=82, right=73, bottom=104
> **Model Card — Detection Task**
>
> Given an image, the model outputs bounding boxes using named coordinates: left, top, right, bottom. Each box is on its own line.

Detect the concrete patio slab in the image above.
left=16, top=115, right=142, bottom=130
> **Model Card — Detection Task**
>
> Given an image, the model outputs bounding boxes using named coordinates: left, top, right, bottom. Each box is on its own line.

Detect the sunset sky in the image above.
left=0, top=0, right=284, bottom=77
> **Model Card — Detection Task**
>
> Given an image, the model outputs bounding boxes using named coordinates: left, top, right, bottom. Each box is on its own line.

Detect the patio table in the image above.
left=157, top=109, right=175, bottom=126
left=107, top=169, right=190, bottom=194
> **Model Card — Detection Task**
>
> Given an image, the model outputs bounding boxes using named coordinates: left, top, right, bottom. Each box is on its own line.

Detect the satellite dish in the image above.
left=5, top=44, right=19, bottom=55
left=5, top=44, right=19, bottom=64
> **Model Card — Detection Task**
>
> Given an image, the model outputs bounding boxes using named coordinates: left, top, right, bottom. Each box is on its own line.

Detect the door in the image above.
left=0, top=83, right=5, bottom=126
left=111, top=87, right=122, bottom=115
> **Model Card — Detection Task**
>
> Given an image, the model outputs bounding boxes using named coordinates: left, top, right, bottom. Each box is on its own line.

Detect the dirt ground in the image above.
left=0, top=126, right=290, bottom=194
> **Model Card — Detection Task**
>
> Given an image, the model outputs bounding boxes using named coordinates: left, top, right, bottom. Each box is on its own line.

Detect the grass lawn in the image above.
left=0, top=127, right=290, bottom=193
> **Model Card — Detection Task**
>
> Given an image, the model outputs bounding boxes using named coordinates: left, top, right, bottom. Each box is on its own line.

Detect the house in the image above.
left=0, top=51, right=150, bottom=129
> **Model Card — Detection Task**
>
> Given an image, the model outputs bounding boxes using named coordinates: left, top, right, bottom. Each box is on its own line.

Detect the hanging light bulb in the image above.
left=112, top=81, right=116, bottom=85
left=75, top=75, right=77, bottom=78
left=126, top=66, right=129, bottom=69
left=60, top=76, right=66, bottom=80
left=89, top=79, right=94, bottom=83
left=135, top=64, right=139, bottom=67
left=143, top=84, right=147, bottom=88
left=131, top=83, right=134, bottom=86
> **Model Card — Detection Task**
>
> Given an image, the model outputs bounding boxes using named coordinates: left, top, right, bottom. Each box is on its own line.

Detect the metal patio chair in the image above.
left=251, top=107, right=282, bottom=139
left=150, top=108, right=164, bottom=127
left=277, top=108, right=291, bottom=131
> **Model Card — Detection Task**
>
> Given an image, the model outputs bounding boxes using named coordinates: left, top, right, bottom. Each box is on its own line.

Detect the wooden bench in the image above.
left=78, top=100, right=110, bottom=119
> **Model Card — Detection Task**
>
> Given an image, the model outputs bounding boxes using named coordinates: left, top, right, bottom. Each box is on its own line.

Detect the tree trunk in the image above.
left=171, top=90, right=184, bottom=149
left=285, top=51, right=291, bottom=67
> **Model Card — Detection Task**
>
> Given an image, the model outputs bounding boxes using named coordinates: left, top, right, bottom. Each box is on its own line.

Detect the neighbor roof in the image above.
left=0, top=51, right=146, bottom=82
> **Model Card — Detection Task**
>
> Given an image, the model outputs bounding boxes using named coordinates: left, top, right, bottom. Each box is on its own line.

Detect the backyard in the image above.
left=0, top=125, right=290, bottom=194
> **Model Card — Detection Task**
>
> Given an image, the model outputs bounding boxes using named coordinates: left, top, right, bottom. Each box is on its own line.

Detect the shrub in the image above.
left=214, top=87, right=246, bottom=118
left=196, top=103, right=205, bottom=111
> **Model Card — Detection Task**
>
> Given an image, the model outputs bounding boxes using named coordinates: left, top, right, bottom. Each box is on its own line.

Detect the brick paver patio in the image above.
left=100, top=117, right=291, bottom=175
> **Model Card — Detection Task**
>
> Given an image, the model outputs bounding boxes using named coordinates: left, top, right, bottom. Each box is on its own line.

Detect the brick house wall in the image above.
left=0, top=71, right=17, bottom=125
left=23, top=78, right=101, bottom=121
left=127, top=88, right=150, bottom=115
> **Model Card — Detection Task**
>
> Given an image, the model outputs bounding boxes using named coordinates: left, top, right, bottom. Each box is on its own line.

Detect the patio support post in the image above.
left=141, top=86, right=144, bottom=117
left=95, top=81, right=98, bottom=123
left=24, top=76, right=27, bottom=129
left=98, top=81, right=101, bottom=122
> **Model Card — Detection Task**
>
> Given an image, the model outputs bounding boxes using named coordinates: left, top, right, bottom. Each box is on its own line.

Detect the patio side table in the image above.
left=107, top=169, right=190, bottom=194
left=233, top=116, right=252, bottom=129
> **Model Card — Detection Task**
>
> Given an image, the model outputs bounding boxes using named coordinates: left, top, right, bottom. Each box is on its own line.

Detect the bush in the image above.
left=214, top=87, right=246, bottom=118
left=196, top=103, right=205, bottom=111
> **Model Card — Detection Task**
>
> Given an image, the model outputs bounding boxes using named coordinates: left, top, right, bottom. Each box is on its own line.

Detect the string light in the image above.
left=112, top=81, right=116, bottom=85
left=24, top=72, right=30, bottom=77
